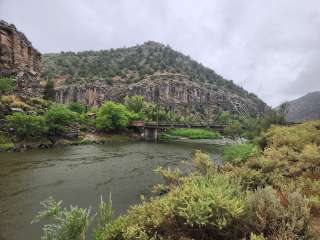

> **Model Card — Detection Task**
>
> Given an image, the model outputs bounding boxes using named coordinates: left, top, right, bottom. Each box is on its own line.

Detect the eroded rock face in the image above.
left=0, top=20, right=42, bottom=96
left=55, top=73, right=268, bottom=117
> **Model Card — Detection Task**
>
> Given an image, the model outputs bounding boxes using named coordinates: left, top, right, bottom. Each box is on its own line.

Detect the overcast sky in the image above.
left=1, top=0, right=320, bottom=106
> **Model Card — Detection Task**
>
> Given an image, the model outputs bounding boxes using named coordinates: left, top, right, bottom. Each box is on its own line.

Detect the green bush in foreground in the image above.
left=223, top=143, right=259, bottom=165
left=32, top=197, right=93, bottom=240
left=166, top=128, right=221, bottom=139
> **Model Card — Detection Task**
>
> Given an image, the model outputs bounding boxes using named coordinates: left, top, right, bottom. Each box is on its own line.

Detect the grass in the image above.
left=165, top=128, right=221, bottom=139
left=222, top=143, right=258, bottom=165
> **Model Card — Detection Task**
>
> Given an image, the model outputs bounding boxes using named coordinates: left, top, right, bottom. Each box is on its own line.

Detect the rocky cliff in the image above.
left=0, top=20, right=42, bottom=96
left=55, top=72, right=268, bottom=118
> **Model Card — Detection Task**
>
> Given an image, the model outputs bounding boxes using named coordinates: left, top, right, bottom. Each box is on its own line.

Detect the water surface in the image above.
left=0, top=141, right=222, bottom=240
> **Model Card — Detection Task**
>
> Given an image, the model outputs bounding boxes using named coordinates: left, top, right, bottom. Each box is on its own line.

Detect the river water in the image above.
left=0, top=141, right=223, bottom=240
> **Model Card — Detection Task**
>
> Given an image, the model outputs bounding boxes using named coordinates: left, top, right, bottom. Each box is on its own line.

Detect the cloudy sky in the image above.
left=1, top=0, right=320, bottom=106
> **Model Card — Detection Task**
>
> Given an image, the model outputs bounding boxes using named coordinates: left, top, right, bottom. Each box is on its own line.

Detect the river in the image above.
left=0, top=141, right=223, bottom=240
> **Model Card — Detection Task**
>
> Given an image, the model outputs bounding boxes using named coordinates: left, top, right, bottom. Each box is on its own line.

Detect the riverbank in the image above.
left=0, top=131, right=142, bottom=153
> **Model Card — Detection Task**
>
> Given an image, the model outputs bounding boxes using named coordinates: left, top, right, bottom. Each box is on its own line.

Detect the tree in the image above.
left=6, top=113, right=47, bottom=139
left=0, top=77, right=13, bottom=94
left=68, top=102, right=86, bottom=114
left=96, top=101, right=130, bottom=131
left=124, top=95, right=145, bottom=113
left=224, top=120, right=243, bottom=140
left=45, top=104, right=76, bottom=137
left=216, top=111, right=232, bottom=125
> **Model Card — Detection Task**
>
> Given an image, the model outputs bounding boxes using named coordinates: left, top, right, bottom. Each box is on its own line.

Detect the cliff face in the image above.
left=55, top=73, right=268, bottom=118
left=0, top=20, right=42, bottom=96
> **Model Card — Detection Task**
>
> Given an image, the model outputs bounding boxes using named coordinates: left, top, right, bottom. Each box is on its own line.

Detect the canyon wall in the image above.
left=55, top=73, right=268, bottom=117
left=0, top=20, right=42, bottom=96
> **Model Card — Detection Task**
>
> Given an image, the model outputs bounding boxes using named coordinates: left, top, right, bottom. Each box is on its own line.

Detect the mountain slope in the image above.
left=42, top=41, right=268, bottom=118
left=286, top=91, right=320, bottom=122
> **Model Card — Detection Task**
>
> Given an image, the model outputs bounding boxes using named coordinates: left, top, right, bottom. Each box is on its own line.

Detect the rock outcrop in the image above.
left=0, top=20, right=42, bottom=96
left=56, top=73, right=268, bottom=118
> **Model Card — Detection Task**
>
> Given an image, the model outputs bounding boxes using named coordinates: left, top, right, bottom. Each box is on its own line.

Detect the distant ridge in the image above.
left=286, top=91, right=320, bottom=122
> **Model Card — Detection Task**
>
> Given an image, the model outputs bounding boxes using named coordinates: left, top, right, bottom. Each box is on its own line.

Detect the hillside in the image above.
left=42, top=41, right=268, bottom=118
left=286, top=91, right=320, bottom=122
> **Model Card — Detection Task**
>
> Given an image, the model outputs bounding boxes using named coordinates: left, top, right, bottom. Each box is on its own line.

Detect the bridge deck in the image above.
left=130, top=121, right=227, bottom=130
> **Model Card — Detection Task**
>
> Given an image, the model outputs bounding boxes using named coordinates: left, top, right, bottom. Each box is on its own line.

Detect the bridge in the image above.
left=129, top=121, right=228, bottom=141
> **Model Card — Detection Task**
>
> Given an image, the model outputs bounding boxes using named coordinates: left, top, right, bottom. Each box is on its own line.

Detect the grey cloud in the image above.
left=1, top=0, right=320, bottom=106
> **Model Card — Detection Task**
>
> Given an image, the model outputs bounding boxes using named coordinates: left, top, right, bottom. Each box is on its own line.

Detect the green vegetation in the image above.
left=223, top=143, right=258, bottom=165
left=0, top=134, right=14, bottom=151
left=6, top=113, right=47, bottom=139
left=165, top=128, right=221, bottom=139
left=0, top=77, right=13, bottom=94
left=68, top=102, right=86, bottom=114
left=32, top=197, right=93, bottom=240
left=96, top=101, right=131, bottom=131
left=45, top=104, right=76, bottom=136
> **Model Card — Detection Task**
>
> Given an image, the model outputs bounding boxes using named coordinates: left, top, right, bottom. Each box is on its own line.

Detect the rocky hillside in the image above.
left=0, top=20, right=42, bottom=97
left=43, top=41, right=268, bottom=117
left=286, top=91, right=320, bottom=122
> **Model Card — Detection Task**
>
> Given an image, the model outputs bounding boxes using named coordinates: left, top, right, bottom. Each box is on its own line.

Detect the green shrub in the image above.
left=68, top=102, right=86, bottom=114
left=166, top=174, right=246, bottom=229
left=166, top=128, right=221, bottom=139
left=223, top=143, right=258, bottom=165
left=247, top=187, right=311, bottom=239
left=0, top=143, right=14, bottom=151
left=6, top=113, right=47, bottom=139
left=0, top=77, right=13, bottom=94
left=32, top=197, right=93, bottom=240
left=96, top=101, right=130, bottom=131
left=45, top=104, right=76, bottom=136
left=93, top=195, right=113, bottom=240
left=224, top=120, right=243, bottom=139
left=124, top=95, right=145, bottom=114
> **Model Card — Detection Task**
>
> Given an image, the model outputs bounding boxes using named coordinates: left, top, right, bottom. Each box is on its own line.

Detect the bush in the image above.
left=96, top=101, right=130, bottom=131
left=6, top=113, right=47, bottom=139
left=45, top=104, right=76, bottom=136
left=247, top=187, right=311, bottom=239
left=68, top=102, right=86, bottom=114
left=166, top=128, right=221, bottom=139
left=223, top=143, right=259, bottom=165
left=0, top=77, right=13, bottom=94
left=32, top=197, right=93, bottom=240
left=124, top=95, right=145, bottom=114
left=224, top=120, right=243, bottom=139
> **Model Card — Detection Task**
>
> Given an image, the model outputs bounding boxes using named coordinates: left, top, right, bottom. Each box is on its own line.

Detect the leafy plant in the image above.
left=6, top=112, right=47, bottom=139
left=0, top=77, right=13, bottom=94
left=32, top=197, right=93, bottom=240
left=223, top=143, right=259, bottom=165
left=95, top=101, right=130, bottom=131
left=45, top=104, right=76, bottom=136
left=69, top=102, right=86, bottom=114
